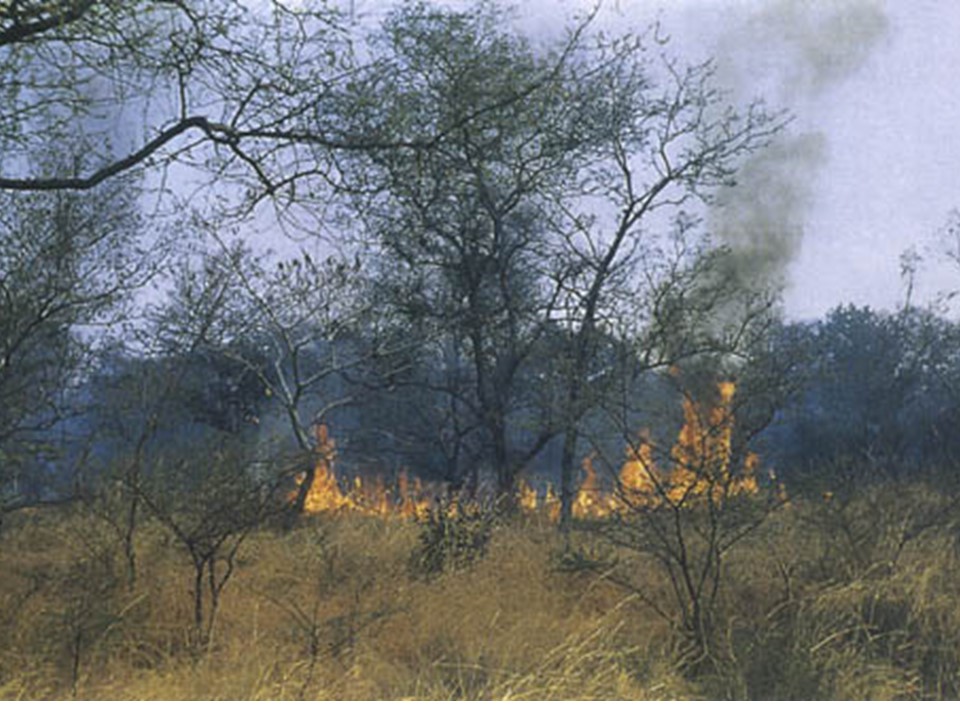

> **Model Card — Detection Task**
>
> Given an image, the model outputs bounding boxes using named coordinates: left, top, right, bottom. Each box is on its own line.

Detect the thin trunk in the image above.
left=556, top=206, right=639, bottom=528
left=193, top=561, right=205, bottom=637
left=468, top=320, right=514, bottom=503
left=123, top=490, right=138, bottom=589
left=559, top=427, right=578, bottom=530
left=289, top=456, right=320, bottom=519
left=559, top=327, right=590, bottom=529
left=206, top=557, right=220, bottom=650
left=70, top=628, right=82, bottom=698
left=287, top=417, right=315, bottom=521
left=491, top=416, right=515, bottom=503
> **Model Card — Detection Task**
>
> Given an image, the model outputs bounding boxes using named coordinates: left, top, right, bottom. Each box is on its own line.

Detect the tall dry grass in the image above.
left=0, top=508, right=685, bottom=700
left=1, top=480, right=959, bottom=700
left=715, top=483, right=960, bottom=700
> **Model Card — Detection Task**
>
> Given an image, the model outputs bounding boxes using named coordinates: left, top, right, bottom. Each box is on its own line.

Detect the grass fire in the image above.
left=8, top=371, right=960, bottom=701
left=295, top=383, right=760, bottom=523
left=3, top=0, right=959, bottom=704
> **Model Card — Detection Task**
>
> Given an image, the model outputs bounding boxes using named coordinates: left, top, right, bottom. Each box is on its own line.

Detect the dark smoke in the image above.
left=707, top=0, right=889, bottom=289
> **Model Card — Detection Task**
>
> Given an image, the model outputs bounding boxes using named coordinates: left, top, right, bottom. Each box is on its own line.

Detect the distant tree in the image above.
left=336, top=337, right=489, bottom=489
left=346, top=2, right=783, bottom=510
left=345, top=1, right=599, bottom=499
left=769, top=305, right=960, bottom=478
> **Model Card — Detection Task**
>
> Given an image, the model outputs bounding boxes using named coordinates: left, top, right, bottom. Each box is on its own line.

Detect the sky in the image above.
left=337, top=0, right=960, bottom=320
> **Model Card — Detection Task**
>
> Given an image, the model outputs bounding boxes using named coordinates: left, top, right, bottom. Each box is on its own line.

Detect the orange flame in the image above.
left=294, top=424, right=433, bottom=520
left=296, top=424, right=356, bottom=514
left=397, top=471, right=431, bottom=519
left=623, top=381, right=759, bottom=509
left=518, top=381, right=761, bottom=520
left=572, top=454, right=619, bottom=519
left=518, top=479, right=538, bottom=514
left=299, top=382, right=761, bottom=523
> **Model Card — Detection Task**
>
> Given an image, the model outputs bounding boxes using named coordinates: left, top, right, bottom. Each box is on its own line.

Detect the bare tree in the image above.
left=161, top=231, right=408, bottom=517
left=344, top=1, right=605, bottom=500
left=74, top=244, right=246, bottom=586
left=137, top=429, right=280, bottom=646
left=546, top=35, right=785, bottom=525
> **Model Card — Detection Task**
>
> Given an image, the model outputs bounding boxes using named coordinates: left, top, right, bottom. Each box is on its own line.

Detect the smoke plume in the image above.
left=706, top=0, right=888, bottom=289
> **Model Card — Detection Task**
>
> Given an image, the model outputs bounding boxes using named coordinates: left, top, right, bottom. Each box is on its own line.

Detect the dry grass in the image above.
left=715, top=486, right=960, bottom=700
left=1, top=482, right=959, bottom=700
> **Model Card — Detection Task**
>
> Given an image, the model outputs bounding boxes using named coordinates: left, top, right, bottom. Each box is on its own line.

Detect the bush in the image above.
left=409, top=498, right=496, bottom=579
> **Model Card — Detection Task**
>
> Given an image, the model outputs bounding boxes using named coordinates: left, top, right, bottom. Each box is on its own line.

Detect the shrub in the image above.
left=409, top=498, right=496, bottom=579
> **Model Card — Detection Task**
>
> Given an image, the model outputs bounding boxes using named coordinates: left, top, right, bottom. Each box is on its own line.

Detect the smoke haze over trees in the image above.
left=3, top=0, right=960, bottom=548
left=2, top=0, right=958, bottom=542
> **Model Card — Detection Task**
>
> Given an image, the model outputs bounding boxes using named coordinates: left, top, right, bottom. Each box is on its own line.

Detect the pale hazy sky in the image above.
left=338, top=0, right=960, bottom=320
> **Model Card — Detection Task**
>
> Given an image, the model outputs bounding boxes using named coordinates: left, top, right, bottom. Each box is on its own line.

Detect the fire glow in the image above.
left=292, top=424, right=432, bottom=519
left=294, top=382, right=759, bottom=520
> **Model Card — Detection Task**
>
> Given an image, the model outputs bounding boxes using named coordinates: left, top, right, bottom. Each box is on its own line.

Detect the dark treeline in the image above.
left=9, top=300, right=960, bottom=508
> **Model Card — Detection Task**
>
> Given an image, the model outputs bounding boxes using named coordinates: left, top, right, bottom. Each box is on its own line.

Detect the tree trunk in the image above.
left=491, top=417, right=516, bottom=506
left=193, top=561, right=205, bottom=638
left=559, top=427, right=579, bottom=530
left=123, top=491, right=138, bottom=589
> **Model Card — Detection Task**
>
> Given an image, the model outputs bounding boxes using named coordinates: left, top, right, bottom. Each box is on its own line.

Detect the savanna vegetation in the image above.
left=4, top=477, right=960, bottom=700
left=3, top=0, right=960, bottom=701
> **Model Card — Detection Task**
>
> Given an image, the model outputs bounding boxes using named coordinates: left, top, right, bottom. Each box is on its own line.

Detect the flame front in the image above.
left=519, top=381, right=761, bottom=521
left=616, top=381, right=759, bottom=510
left=294, top=424, right=432, bottom=520
left=297, top=383, right=760, bottom=522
